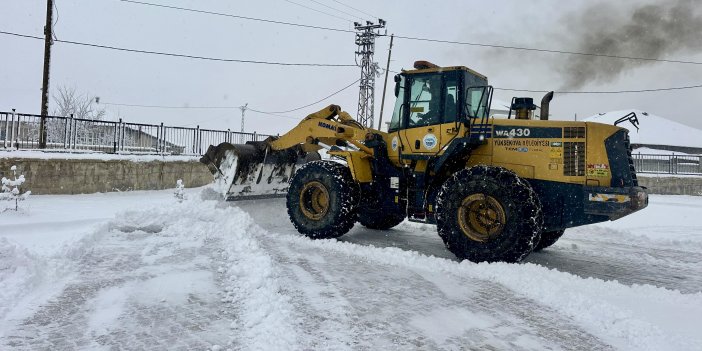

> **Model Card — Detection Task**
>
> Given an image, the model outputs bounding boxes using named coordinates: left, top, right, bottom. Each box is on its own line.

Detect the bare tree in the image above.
left=49, top=86, right=109, bottom=147
left=52, top=86, right=105, bottom=120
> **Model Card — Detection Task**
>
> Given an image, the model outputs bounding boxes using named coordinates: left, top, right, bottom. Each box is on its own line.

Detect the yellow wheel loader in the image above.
left=201, top=61, right=648, bottom=263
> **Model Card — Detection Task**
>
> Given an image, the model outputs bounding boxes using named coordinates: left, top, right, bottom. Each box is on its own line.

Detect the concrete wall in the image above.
left=638, top=176, right=702, bottom=196
left=0, top=158, right=213, bottom=195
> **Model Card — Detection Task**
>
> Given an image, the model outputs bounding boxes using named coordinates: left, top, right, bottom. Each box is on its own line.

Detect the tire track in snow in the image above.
left=260, top=243, right=357, bottom=350
left=3, top=226, right=231, bottom=350
left=241, top=201, right=611, bottom=350
left=236, top=198, right=702, bottom=351
left=527, top=226, right=702, bottom=293
left=3, top=203, right=302, bottom=351
left=257, top=230, right=612, bottom=350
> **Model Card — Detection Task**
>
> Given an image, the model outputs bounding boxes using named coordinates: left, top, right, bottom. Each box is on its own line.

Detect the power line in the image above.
left=307, top=0, right=363, bottom=21
left=101, top=102, right=236, bottom=109
left=0, top=30, right=355, bottom=67
left=284, top=0, right=353, bottom=23
left=495, top=84, right=702, bottom=94
left=389, top=65, right=702, bottom=94
left=248, top=109, right=299, bottom=120
left=119, top=0, right=354, bottom=33
left=393, top=35, right=702, bottom=66
left=330, top=0, right=378, bottom=20
left=100, top=102, right=300, bottom=120
left=6, top=27, right=698, bottom=96
left=116, top=1, right=701, bottom=66
left=252, top=78, right=361, bottom=114
left=101, top=79, right=361, bottom=118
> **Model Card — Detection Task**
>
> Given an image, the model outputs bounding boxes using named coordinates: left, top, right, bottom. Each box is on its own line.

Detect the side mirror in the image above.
left=393, top=74, right=401, bottom=97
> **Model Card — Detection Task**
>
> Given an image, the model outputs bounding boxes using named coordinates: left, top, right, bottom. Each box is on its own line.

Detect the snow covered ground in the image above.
left=1, top=189, right=701, bottom=350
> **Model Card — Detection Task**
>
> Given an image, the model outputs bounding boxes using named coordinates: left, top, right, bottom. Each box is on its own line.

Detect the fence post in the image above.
left=9, top=109, right=17, bottom=149
left=110, top=120, right=116, bottom=153
left=227, top=128, right=231, bottom=144
left=2, top=111, right=7, bottom=148
left=2, top=112, right=5, bottom=148
left=73, top=114, right=80, bottom=149
left=253, top=131, right=257, bottom=142
left=197, top=125, right=202, bottom=155
left=159, top=122, right=164, bottom=154
left=63, top=116, right=69, bottom=149
left=118, top=118, right=124, bottom=152
left=67, top=114, right=72, bottom=149
left=671, top=156, right=676, bottom=174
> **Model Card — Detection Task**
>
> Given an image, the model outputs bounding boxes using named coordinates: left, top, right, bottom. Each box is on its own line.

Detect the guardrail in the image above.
left=1, top=110, right=272, bottom=155
left=632, top=154, right=702, bottom=175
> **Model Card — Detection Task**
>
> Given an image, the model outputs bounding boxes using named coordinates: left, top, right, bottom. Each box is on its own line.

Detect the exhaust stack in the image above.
left=540, top=91, right=554, bottom=120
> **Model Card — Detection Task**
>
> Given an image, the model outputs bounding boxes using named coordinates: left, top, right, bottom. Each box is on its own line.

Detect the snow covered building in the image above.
left=489, top=98, right=512, bottom=117
left=585, top=109, right=702, bottom=155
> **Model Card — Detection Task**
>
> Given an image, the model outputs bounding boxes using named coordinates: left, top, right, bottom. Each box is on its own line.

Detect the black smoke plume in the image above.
left=559, top=0, right=702, bottom=89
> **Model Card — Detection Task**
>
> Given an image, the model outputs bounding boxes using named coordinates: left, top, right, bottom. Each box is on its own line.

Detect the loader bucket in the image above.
left=200, top=140, right=316, bottom=201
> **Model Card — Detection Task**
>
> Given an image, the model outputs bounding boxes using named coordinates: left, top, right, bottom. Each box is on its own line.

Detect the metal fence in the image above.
left=632, top=154, right=702, bottom=175
left=1, top=110, right=272, bottom=155
left=4, top=111, right=700, bottom=175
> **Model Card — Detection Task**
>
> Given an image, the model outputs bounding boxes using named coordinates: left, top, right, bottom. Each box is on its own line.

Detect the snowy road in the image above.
left=1, top=189, right=701, bottom=350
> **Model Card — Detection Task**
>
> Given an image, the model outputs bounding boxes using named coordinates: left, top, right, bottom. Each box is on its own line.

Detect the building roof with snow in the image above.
left=490, top=98, right=512, bottom=117
left=584, top=109, right=702, bottom=154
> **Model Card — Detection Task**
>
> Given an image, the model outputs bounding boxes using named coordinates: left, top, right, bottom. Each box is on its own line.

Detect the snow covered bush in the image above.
left=174, top=179, right=186, bottom=202
left=1, top=165, right=31, bottom=212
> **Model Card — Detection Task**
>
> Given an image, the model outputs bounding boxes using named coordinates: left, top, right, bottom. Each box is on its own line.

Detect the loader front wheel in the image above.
left=287, top=161, right=358, bottom=239
left=436, top=166, right=543, bottom=263
left=533, top=229, right=566, bottom=251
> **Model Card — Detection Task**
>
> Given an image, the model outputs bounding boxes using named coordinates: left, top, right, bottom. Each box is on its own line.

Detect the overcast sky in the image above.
left=2, top=0, right=702, bottom=135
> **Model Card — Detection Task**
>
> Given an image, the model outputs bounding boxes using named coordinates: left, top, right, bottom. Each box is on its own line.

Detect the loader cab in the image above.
left=387, top=62, right=490, bottom=160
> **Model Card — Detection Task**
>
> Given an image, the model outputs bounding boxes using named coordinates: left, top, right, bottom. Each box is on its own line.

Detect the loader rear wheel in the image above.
left=533, top=229, right=566, bottom=251
left=287, top=161, right=358, bottom=239
left=436, top=166, right=543, bottom=263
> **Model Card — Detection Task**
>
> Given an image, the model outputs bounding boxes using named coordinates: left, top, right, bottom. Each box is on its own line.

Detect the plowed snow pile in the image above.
left=0, top=189, right=701, bottom=350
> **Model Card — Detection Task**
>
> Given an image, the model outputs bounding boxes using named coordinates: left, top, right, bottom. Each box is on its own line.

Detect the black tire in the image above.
left=533, top=229, right=566, bottom=251
left=436, top=166, right=543, bottom=263
left=286, top=161, right=358, bottom=239
left=357, top=188, right=406, bottom=230
left=358, top=210, right=406, bottom=230
left=303, top=151, right=321, bottom=163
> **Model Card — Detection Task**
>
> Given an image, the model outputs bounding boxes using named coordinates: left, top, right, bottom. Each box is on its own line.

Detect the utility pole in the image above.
left=39, top=0, right=54, bottom=148
left=377, top=34, right=394, bottom=131
left=239, top=103, right=248, bottom=133
left=354, top=19, right=386, bottom=128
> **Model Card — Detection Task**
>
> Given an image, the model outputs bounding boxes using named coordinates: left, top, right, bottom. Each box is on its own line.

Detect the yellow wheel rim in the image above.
left=457, top=194, right=506, bottom=242
left=299, top=181, right=330, bottom=221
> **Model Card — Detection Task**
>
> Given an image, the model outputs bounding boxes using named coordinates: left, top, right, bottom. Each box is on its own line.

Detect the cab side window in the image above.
left=408, top=75, right=442, bottom=128
left=443, top=76, right=458, bottom=123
